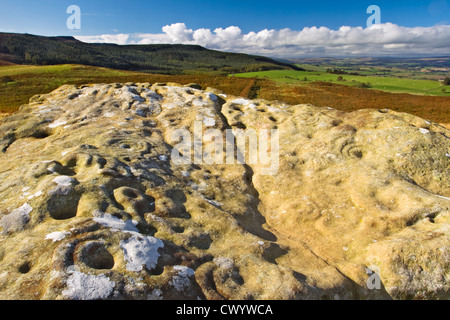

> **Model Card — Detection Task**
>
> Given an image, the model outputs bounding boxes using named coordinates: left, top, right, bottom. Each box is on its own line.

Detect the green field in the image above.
left=231, top=69, right=450, bottom=96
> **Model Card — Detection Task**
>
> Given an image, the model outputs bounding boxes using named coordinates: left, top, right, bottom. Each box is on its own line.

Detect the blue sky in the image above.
left=1, top=0, right=449, bottom=57
left=1, top=0, right=448, bottom=35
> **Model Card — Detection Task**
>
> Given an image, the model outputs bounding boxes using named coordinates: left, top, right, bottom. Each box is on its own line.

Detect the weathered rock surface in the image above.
left=0, top=82, right=448, bottom=300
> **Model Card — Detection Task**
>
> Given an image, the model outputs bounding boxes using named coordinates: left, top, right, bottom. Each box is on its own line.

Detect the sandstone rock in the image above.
left=0, top=83, right=448, bottom=300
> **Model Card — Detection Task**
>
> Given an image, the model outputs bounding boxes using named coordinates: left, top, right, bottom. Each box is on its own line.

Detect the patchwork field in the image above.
left=1, top=64, right=449, bottom=124
left=232, top=69, right=450, bottom=96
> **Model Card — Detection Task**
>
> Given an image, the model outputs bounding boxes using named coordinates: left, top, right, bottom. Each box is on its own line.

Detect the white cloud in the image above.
left=76, top=23, right=450, bottom=57
left=162, top=22, right=193, bottom=42
left=78, top=33, right=130, bottom=45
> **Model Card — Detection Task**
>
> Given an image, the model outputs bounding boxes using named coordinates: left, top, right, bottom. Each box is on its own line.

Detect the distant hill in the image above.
left=288, top=56, right=450, bottom=69
left=0, top=33, right=300, bottom=75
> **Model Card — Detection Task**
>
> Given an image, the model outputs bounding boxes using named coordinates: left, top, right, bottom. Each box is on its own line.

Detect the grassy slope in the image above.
left=0, top=64, right=268, bottom=112
left=232, top=70, right=449, bottom=96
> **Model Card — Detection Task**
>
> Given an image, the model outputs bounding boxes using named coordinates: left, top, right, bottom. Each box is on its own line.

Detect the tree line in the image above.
left=0, top=33, right=296, bottom=75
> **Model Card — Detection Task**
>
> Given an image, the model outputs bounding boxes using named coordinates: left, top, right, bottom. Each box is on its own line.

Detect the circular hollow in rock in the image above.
left=122, top=188, right=139, bottom=199
left=47, top=193, right=80, bottom=220
left=18, top=261, right=31, bottom=274
left=78, top=241, right=115, bottom=270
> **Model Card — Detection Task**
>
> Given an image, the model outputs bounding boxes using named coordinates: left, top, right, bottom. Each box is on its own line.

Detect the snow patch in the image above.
left=162, top=102, right=182, bottom=110
left=170, top=266, right=195, bottom=291
left=63, top=270, right=115, bottom=300
left=267, top=105, right=281, bottom=113
left=49, top=119, right=68, bottom=128
left=120, top=234, right=164, bottom=272
left=53, top=176, right=76, bottom=187
left=192, top=99, right=209, bottom=107
left=232, top=98, right=251, bottom=105
left=142, top=90, right=162, bottom=101
left=45, top=231, right=71, bottom=242
left=158, top=155, right=168, bottom=161
left=27, top=190, right=43, bottom=200
left=12, top=203, right=33, bottom=217
left=147, top=289, right=163, bottom=300
left=203, top=117, right=216, bottom=127
left=117, top=86, right=145, bottom=102
left=214, top=257, right=234, bottom=270
left=181, top=171, right=191, bottom=178
left=93, top=213, right=139, bottom=233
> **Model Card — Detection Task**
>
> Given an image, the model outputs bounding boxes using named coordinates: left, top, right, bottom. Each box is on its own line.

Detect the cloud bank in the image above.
left=76, top=23, right=450, bottom=58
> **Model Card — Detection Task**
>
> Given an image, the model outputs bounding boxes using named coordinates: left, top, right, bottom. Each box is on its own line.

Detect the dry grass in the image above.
left=258, top=81, right=450, bottom=124
left=0, top=64, right=448, bottom=124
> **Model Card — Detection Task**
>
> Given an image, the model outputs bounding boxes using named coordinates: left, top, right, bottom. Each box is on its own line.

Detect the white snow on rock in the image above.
left=181, top=171, right=190, bottom=177
left=231, top=98, right=256, bottom=110
left=45, top=231, right=71, bottom=242
left=93, top=212, right=164, bottom=273
left=213, top=257, right=234, bottom=270
left=232, top=98, right=251, bottom=105
left=117, top=86, right=145, bottom=102
left=147, top=288, right=163, bottom=300
left=93, top=213, right=139, bottom=233
left=48, top=119, right=68, bottom=128
left=192, top=99, right=209, bottom=108
left=169, top=266, right=195, bottom=291
left=63, top=270, right=115, bottom=300
left=267, top=105, right=283, bottom=113
left=14, top=203, right=33, bottom=216
left=203, top=117, right=216, bottom=127
left=53, top=176, right=76, bottom=187
left=28, top=190, right=43, bottom=200
left=436, top=194, right=450, bottom=201
left=142, top=89, right=162, bottom=101
left=158, top=155, right=168, bottom=161
left=119, top=234, right=164, bottom=272
left=0, top=203, right=32, bottom=234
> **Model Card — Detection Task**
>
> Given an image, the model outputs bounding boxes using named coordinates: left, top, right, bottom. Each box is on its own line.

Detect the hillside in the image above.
left=0, top=33, right=298, bottom=75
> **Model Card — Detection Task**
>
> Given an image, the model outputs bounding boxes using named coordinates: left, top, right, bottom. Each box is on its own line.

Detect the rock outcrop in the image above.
left=0, top=82, right=448, bottom=300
